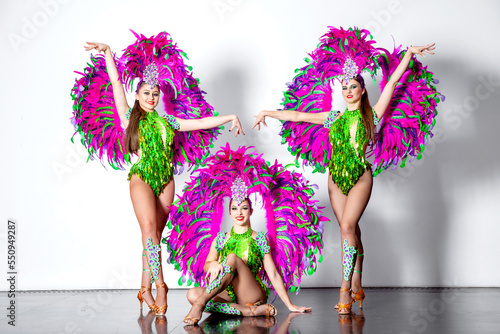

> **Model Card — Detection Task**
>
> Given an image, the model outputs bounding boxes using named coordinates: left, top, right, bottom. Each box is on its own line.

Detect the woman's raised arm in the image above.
left=85, top=42, right=130, bottom=127
left=373, top=44, right=436, bottom=119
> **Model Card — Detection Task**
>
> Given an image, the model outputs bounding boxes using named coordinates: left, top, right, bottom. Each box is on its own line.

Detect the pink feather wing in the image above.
left=70, top=54, right=130, bottom=170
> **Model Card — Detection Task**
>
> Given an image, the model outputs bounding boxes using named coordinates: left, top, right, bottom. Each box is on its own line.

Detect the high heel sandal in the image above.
left=265, top=304, right=277, bottom=317
left=155, top=282, right=168, bottom=316
left=184, top=300, right=202, bottom=325
left=336, top=288, right=353, bottom=315
left=246, top=302, right=277, bottom=317
left=351, top=288, right=365, bottom=308
left=137, top=286, right=157, bottom=311
left=351, top=253, right=365, bottom=308
left=334, top=288, right=351, bottom=310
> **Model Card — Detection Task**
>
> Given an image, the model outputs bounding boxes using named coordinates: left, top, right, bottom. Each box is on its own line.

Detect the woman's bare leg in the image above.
left=184, top=253, right=269, bottom=323
left=153, top=179, right=175, bottom=309
left=352, top=225, right=363, bottom=294
left=339, top=171, right=372, bottom=309
left=130, top=175, right=168, bottom=309
left=156, top=179, right=175, bottom=240
left=328, top=171, right=372, bottom=310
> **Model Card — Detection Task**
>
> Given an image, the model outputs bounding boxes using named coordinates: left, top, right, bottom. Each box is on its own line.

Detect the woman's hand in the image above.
left=229, top=116, right=245, bottom=137
left=252, top=111, right=269, bottom=130
left=288, top=304, right=312, bottom=313
left=205, top=261, right=223, bottom=283
left=85, top=42, right=109, bottom=53
left=408, top=44, right=435, bottom=57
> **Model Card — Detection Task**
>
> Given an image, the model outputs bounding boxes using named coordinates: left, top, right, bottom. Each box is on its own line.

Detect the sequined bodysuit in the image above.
left=214, top=227, right=270, bottom=302
left=127, top=110, right=179, bottom=197
left=324, top=108, right=376, bottom=195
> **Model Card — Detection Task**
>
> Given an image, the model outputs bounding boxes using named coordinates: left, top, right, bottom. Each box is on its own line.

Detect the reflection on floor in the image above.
left=1, top=288, right=500, bottom=333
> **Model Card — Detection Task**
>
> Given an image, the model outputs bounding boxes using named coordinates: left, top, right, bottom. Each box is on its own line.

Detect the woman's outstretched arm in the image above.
left=262, top=252, right=311, bottom=313
left=252, top=110, right=330, bottom=130
left=176, top=114, right=245, bottom=137
left=373, top=44, right=436, bottom=119
left=85, top=42, right=130, bottom=127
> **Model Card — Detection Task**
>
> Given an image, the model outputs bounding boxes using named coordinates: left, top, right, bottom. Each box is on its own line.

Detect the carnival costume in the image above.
left=324, top=107, right=379, bottom=195
left=126, top=110, right=179, bottom=196
left=213, top=227, right=270, bottom=302
left=164, top=144, right=328, bottom=314
left=70, top=31, right=220, bottom=189
left=279, top=26, right=444, bottom=194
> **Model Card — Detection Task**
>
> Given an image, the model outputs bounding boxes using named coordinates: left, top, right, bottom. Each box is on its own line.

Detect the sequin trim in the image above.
left=372, top=108, right=380, bottom=126
left=342, top=239, right=357, bottom=281
left=166, top=115, right=180, bottom=130
left=217, top=228, right=269, bottom=299
left=127, top=110, right=175, bottom=197
left=146, top=238, right=161, bottom=281
left=328, top=108, right=371, bottom=195
left=255, top=232, right=270, bottom=257
left=215, top=232, right=227, bottom=252
left=323, top=110, right=340, bottom=129
left=206, top=258, right=233, bottom=293
left=204, top=300, right=241, bottom=315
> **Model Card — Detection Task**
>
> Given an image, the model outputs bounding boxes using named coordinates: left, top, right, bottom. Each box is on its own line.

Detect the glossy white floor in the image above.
left=1, top=288, right=499, bottom=334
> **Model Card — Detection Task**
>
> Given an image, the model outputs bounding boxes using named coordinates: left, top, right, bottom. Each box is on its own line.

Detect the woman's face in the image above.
left=136, top=85, right=160, bottom=111
left=342, top=79, right=365, bottom=104
left=229, top=199, right=252, bottom=227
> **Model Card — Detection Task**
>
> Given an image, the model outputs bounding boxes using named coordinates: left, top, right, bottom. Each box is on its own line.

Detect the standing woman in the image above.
left=253, top=27, right=442, bottom=314
left=72, top=32, right=244, bottom=316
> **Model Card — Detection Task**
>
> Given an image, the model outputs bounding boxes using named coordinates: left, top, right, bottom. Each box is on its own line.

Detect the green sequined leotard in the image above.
left=214, top=227, right=271, bottom=303
left=324, top=108, right=374, bottom=195
left=127, top=110, right=179, bottom=197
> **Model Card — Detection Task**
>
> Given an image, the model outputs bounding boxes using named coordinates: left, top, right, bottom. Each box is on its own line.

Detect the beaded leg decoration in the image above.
left=146, top=238, right=161, bottom=281
left=206, top=258, right=234, bottom=294
left=204, top=300, right=241, bottom=315
left=342, top=239, right=357, bottom=281
left=185, top=259, right=235, bottom=325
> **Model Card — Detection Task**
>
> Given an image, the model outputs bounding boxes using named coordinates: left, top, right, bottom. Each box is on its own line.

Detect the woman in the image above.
left=183, top=196, right=311, bottom=325
left=253, top=44, right=436, bottom=314
left=84, top=41, right=245, bottom=316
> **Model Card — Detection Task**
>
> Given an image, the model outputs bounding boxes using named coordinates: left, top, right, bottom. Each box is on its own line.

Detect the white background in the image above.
left=0, top=0, right=499, bottom=291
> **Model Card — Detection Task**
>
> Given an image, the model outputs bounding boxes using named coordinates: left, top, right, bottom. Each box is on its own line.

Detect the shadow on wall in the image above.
left=365, top=58, right=500, bottom=287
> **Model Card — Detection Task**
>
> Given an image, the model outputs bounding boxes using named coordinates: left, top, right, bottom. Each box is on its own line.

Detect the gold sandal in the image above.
left=334, top=288, right=350, bottom=310
left=155, top=282, right=168, bottom=316
left=352, top=288, right=365, bottom=308
left=137, top=286, right=156, bottom=311
left=246, top=302, right=277, bottom=317
left=183, top=300, right=202, bottom=325
left=264, top=304, right=277, bottom=317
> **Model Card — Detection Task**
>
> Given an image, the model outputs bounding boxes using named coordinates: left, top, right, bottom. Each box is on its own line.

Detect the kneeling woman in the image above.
left=183, top=197, right=311, bottom=325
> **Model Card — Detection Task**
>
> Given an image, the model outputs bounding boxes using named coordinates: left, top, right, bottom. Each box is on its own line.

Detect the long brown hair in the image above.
left=124, top=99, right=147, bottom=154
left=354, top=76, right=376, bottom=142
